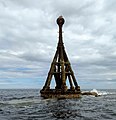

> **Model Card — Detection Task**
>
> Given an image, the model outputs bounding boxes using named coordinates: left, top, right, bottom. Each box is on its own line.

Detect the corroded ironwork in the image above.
left=40, top=16, right=81, bottom=98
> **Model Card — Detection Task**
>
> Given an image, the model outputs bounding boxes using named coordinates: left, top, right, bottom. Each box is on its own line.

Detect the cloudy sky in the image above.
left=0, top=0, right=116, bottom=89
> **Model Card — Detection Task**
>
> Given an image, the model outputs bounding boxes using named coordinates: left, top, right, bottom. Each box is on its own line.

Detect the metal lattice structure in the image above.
left=40, top=16, right=81, bottom=98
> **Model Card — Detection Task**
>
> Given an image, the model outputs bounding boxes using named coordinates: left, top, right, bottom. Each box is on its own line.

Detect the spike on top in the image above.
left=57, top=16, right=65, bottom=26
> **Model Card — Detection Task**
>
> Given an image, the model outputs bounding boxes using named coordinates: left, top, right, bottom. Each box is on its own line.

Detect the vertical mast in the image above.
left=56, top=16, right=67, bottom=91
left=57, top=16, right=64, bottom=45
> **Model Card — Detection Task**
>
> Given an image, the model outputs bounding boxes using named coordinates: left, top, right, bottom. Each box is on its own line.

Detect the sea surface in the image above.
left=0, top=89, right=116, bottom=120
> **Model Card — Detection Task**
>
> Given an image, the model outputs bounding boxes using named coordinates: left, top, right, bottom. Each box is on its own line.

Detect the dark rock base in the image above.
left=40, top=89, right=100, bottom=99
left=40, top=89, right=81, bottom=99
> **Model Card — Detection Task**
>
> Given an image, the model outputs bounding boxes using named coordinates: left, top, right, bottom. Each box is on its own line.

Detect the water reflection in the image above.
left=45, top=99, right=82, bottom=119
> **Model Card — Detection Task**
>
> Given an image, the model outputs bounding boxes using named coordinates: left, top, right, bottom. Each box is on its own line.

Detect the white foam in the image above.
left=90, top=89, right=98, bottom=94
left=98, top=91, right=107, bottom=96
left=90, top=89, right=107, bottom=96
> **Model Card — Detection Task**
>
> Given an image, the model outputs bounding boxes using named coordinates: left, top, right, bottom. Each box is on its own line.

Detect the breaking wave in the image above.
left=90, top=89, right=116, bottom=96
left=90, top=89, right=107, bottom=96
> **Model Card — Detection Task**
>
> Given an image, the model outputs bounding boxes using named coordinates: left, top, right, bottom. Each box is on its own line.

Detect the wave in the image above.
left=90, top=89, right=107, bottom=96
left=0, top=95, right=39, bottom=102
left=90, top=89, right=116, bottom=96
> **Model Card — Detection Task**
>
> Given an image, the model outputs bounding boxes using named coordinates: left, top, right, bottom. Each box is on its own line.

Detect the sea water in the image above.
left=0, top=89, right=116, bottom=120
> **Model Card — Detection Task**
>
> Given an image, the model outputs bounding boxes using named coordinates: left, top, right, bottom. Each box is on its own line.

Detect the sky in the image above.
left=0, top=0, right=116, bottom=89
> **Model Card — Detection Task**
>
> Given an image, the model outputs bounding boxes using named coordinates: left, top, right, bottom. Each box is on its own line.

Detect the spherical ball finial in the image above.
left=57, top=16, right=65, bottom=26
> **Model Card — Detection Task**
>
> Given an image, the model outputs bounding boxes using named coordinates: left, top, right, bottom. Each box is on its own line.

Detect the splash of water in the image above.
left=90, top=89, right=107, bottom=96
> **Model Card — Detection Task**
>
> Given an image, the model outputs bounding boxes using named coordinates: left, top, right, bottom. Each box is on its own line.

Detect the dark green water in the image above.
left=0, top=89, right=116, bottom=120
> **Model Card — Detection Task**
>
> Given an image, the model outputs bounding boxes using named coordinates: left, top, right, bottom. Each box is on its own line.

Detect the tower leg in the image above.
left=61, top=61, right=67, bottom=92
left=42, top=50, right=58, bottom=91
left=68, top=75, right=74, bottom=90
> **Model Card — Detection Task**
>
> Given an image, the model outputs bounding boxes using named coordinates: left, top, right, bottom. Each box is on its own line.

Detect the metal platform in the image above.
left=40, top=89, right=81, bottom=99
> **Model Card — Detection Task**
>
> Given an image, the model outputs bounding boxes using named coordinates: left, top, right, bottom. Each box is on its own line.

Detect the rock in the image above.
left=81, top=91, right=100, bottom=97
